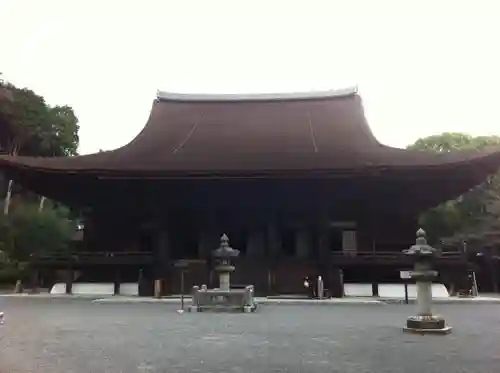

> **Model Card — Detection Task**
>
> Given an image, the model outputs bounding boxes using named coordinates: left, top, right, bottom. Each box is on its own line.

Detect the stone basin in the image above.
left=190, top=285, right=257, bottom=313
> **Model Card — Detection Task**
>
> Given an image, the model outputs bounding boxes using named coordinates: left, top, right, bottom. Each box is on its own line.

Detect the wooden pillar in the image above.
left=137, top=268, right=149, bottom=297
left=330, top=267, right=344, bottom=298
left=266, top=218, right=282, bottom=295
left=113, top=269, right=121, bottom=295
left=370, top=237, right=379, bottom=296
left=366, top=216, right=379, bottom=297
left=317, top=211, right=331, bottom=297
left=30, top=268, right=40, bottom=294
left=371, top=275, right=379, bottom=297
left=197, top=210, right=218, bottom=288
left=489, top=247, right=499, bottom=293
left=152, top=225, right=170, bottom=296
left=65, top=265, right=73, bottom=295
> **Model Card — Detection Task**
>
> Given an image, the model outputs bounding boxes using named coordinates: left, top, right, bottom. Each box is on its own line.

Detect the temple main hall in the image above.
left=2, top=88, right=500, bottom=296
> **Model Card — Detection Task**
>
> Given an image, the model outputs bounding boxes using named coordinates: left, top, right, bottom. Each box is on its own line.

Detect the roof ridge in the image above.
left=156, top=87, right=358, bottom=102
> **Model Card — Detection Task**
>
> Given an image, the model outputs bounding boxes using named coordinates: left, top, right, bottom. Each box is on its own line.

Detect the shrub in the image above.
left=0, top=202, right=75, bottom=263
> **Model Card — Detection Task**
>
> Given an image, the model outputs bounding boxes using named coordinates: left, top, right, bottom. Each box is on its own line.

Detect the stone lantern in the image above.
left=403, top=228, right=452, bottom=334
left=212, top=234, right=240, bottom=291
left=189, top=234, right=255, bottom=313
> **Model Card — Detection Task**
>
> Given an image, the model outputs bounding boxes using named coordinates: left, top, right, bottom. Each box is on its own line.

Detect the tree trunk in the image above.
left=38, top=196, right=46, bottom=213
left=3, top=141, right=20, bottom=215
left=3, top=179, right=13, bottom=215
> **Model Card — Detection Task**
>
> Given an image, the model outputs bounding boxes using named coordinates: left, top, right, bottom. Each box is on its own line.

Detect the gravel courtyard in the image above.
left=1, top=298, right=499, bottom=373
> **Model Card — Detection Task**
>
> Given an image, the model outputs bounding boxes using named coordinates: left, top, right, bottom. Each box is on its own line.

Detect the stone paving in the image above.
left=1, top=297, right=500, bottom=372
left=90, top=295, right=500, bottom=305
left=4, top=292, right=500, bottom=305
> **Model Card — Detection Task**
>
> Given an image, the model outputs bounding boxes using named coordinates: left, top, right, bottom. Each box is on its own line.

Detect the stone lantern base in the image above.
left=403, top=315, right=452, bottom=334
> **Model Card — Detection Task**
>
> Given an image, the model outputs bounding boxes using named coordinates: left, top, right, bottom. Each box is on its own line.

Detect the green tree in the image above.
left=0, top=202, right=75, bottom=263
left=407, top=133, right=500, bottom=244
left=0, top=82, right=79, bottom=156
left=408, top=132, right=500, bottom=152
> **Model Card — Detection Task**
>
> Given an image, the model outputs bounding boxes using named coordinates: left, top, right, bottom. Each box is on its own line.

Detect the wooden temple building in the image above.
left=2, top=87, right=500, bottom=296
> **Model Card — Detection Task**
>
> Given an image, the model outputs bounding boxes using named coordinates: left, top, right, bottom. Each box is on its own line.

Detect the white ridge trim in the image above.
left=156, top=86, right=358, bottom=102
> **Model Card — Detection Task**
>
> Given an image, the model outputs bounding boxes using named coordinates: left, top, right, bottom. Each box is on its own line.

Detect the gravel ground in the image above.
left=1, top=298, right=500, bottom=373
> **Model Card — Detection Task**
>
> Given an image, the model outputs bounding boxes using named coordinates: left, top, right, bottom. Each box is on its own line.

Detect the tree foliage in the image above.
left=409, top=132, right=500, bottom=153
left=0, top=202, right=75, bottom=263
left=408, top=132, right=500, bottom=245
left=0, top=80, right=79, bottom=156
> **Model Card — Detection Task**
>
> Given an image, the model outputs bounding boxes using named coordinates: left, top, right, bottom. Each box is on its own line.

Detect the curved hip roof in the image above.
left=1, top=89, right=500, bottom=180
left=3, top=89, right=500, bottom=210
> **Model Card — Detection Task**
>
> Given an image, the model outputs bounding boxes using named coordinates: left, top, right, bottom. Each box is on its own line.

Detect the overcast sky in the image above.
left=1, top=0, right=499, bottom=155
